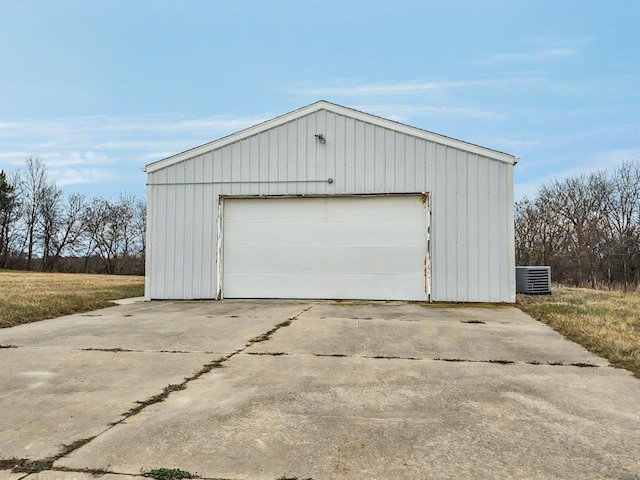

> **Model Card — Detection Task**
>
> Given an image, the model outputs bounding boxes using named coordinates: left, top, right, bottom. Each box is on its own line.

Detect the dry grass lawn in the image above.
left=517, top=286, right=640, bottom=378
left=0, top=270, right=144, bottom=328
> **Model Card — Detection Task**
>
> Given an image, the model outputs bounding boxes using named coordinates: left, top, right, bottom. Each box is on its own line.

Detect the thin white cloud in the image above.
left=96, top=114, right=273, bottom=134
left=0, top=112, right=274, bottom=189
left=481, top=37, right=588, bottom=65
left=139, top=151, right=177, bottom=162
left=42, top=151, right=112, bottom=168
left=298, top=78, right=541, bottom=96
left=0, top=152, right=31, bottom=163
left=486, top=138, right=539, bottom=149
left=353, top=104, right=505, bottom=120
left=93, top=140, right=197, bottom=150
left=49, top=168, right=123, bottom=187
left=484, top=48, right=576, bottom=64
left=529, top=36, right=592, bottom=49
left=0, top=114, right=272, bottom=139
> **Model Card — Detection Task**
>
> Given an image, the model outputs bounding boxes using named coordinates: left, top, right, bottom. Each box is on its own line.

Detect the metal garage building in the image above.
left=144, top=101, right=517, bottom=302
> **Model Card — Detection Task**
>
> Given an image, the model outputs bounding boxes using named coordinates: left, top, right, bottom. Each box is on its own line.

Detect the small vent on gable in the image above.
left=516, top=266, right=551, bottom=294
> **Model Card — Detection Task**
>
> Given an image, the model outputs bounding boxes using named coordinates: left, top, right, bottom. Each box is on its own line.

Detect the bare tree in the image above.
left=0, top=170, right=18, bottom=268
left=83, top=197, right=114, bottom=273
left=17, top=156, right=53, bottom=270
left=515, top=160, right=640, bottom=290
left=45, top=193, right=87, bottom=271
left=603, top=161, right=640, bottom=290
left=82, top=195, right=143, bottom=274
left=39, top=183, right=63, bottom=271
left=133, top=197, right=146, bottom=253
left=116, top=192, right=136, bottom=262
left=0, top=157, right=146, bottom=274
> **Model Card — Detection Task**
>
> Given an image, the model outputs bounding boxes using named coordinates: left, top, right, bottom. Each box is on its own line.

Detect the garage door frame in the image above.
left=216, top=193, right=431, bottom=301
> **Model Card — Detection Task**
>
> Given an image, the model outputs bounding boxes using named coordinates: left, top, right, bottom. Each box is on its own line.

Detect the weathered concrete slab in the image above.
left=249, top=306, right=608, bottom=365
left=304, top=302, right=531, bottom=323
left=0, top=347, right=216, bottom=459
left=304, top=301, right=467, bottom=321
left=57, top=354, right=640, bottom=480
left=27, top=473, right=135, bottom=480
left=0, top=470, right=23, bottom=480
left=1, top=300, right=637, bottom=479
left=0, top=300, right=310, bottom=353
left=112, top=296, right=145, bottom=305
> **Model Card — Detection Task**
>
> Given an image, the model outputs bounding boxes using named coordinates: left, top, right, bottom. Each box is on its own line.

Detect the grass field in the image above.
left=0, top=270, right=144, bottom=328
left=517, top=286, right=640, bottom=378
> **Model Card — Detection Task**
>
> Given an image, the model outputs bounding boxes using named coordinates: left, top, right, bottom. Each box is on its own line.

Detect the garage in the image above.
left=144, top=100, right=517, bottom=302
left=221, top=195, right=429, bottom=300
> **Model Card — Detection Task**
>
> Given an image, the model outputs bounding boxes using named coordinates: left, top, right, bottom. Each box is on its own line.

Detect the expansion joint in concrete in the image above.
left=245, top=303, right=318, bottom=346
left=1, top=305, right=320, bottom=476
left=308, top=353, right=603, bottom=369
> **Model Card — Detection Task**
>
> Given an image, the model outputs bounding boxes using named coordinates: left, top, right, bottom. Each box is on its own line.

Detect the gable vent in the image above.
left=516, top=266, right=551, bottom=294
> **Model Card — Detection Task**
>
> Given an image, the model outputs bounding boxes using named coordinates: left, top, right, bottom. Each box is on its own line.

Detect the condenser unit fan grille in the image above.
left=516, top=266, right=551, bottom=294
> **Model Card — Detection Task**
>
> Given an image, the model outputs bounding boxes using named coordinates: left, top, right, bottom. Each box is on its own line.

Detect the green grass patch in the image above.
left=517, top=286, right=640, bottom=378
left=0, top=271, right=144, bottom=328
left=143, top=468, right=196, bottom=480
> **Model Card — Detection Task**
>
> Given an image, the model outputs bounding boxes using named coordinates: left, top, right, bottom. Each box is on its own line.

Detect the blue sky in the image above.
left=1, top=0, right=638, bottom=201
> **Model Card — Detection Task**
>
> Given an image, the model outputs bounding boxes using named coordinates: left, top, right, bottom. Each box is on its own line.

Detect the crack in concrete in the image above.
left=526, top=360, right=600, bottom=368
left=365, top=355, right=421, bottom=360
left=0, top=303, right=320, bottom=476
left=0, top=437, right=97, bottom=474
left=118, top=303, right=317, bottom=421
left=40, top=464, right=292, bottom=480
left=49, top=466, right=133, bottom=477
left=81, top=347, right=139, bottom=353
left=435, top=358, right=515, bottom=365
left=311, top=353, right=602, bottom=368
left=9, top=464, right=304, bottom=480
left=80, top=348, right=194, bottom=354
left=9, top=463, right=201, bottom=479
left=312, top=353, right=423, bottom=361
left=246, top=352, right=289, bottom=356
left=2, top=346, right=202, bottom=354
left=245, top=316, right=299, bottom=345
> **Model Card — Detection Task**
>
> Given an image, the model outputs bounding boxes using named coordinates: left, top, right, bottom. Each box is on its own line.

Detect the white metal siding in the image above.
left=146, top=109, right=515, bottom=302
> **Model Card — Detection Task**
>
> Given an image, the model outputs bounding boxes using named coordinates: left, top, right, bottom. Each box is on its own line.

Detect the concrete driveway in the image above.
left=0, top=300, right=638, bottom=480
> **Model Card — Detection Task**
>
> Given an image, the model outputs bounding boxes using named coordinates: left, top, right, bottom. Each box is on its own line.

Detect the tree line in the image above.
left=2, top=155, right=638, bottom=289
left=515, top=160, right=640, bottom=291
left=0, top=156, right=145, bottom=275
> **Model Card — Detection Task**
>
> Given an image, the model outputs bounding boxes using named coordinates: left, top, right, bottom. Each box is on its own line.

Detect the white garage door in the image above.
left=221, top=195, right=428, bottom=300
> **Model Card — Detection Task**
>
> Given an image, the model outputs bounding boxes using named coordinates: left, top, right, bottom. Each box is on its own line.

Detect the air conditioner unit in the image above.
left=516, top=266, right=551, bottom=294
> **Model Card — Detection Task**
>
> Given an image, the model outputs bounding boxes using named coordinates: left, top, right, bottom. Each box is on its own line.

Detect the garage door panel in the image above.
left=222, top=195, right=427, bottom=301
left=325, top=196, right=425, bottom=222
left=225, top=222, right=426, bottom=248
left=225, top=199, right=329, bottom=223
left=224, top=273, right=425, bottom=301
left=224, top=246, right=425, bottom=275
left=224, top=196, right=425, bottom=224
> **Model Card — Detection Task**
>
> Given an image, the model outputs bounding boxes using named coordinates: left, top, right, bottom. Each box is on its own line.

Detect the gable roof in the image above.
left=145, top=100, right=517, bottom=174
